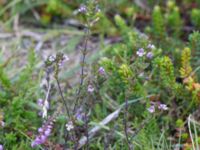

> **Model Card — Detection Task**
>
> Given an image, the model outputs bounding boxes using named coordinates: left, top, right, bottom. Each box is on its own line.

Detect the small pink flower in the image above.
left=87, top=85, right=94, bottom=93
left=98, top=67, right=105, bottom=75
left=0, top=121, right=5, bottom=127
left=37, top=99, right=43, bottom=107
left=44, top=128, right=51, bottom=136
left=146, top=52, right=153, bottom=59
left=136, top=48, right=146, bottom=57
left=158, top=104, right=168, bottom=110
left=58, top=55, right=69, bottom=67
left=147, top=105, right=155, bottom=113
left=0, top=144, right=3, bottom=150
left=78, top=4, right=87, bottom=13
left=63, top=55, right=69, bottom=61
left=31, top=122, right=53, bottom=147
left=38, top=127, right=43, bottom=133
left=147, top=44, right=155, bottom=49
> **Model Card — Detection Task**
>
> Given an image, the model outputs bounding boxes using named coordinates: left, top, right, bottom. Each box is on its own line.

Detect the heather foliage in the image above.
left=0, top=0, right=200, bottom=149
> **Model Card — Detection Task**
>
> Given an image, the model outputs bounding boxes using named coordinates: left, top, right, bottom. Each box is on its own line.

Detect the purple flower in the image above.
left=0, top=121, right=5, bottom=127
left=158, top=104, right=168, bottom=110
left=58, top=55, right=69, bottom=67
left=147, top=102, right=168, bottom=114
left=31, top=141, right=37, bottom=148
left=136, top=48, right=146, bottom=57
left=98, top=67, right=105, bottom=75
left=0, top=145, right=3, bottom=150
left=146, top=52, right=153, bottom=59
left=47, top=125, right=52, bottom=129
left=147, top=105, right=155, bottom=113
left=87, top=84, right=94, bottom=93
left=75, top=107, right=86, bottom=122
left=31, top=121, right=53, bottom=147
left=38, top=127, right=43, bottom=133
left=78, top=5, right=87, bottom=13
left=37, top=99, right=43, bottom=107
left=40, top=135, right=47, bottom=143
left=44, top=128, right=51, bottom=136
left=147, top=44, right=155, bottom=49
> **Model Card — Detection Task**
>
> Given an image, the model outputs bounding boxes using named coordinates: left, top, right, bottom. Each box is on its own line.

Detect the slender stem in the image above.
left=188, top=115, right=195, bottom=150
left=85, top=103, right=89, bottom=150
left=56, top=78, right=77, bottom=148
left=73, top=27, right=90, bottom=113
left=123, top=92, right=131, bottom=150
left=56, top=78, right=70, bottom=118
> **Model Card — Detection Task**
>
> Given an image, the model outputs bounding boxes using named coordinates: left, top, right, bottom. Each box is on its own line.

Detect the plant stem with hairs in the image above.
left=73, top=27, right=90, bottom=113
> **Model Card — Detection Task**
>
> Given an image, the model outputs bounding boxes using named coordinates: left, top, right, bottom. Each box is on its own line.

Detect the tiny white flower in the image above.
left=48, top=55, right=55, bottom=62
left=63, top=55, right=69, bottom=61
left=66, top=121, right=74, bottom=131
left=139, top=72, right=144, bottom=77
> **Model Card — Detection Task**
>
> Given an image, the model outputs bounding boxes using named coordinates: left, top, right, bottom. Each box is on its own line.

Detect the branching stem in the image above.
left=73, top=27, right=90, bottom=113
left=56, top=78, right=70, bottom=119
